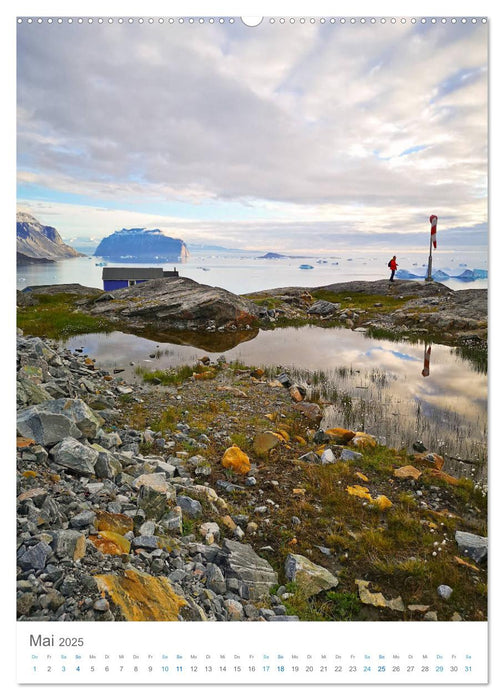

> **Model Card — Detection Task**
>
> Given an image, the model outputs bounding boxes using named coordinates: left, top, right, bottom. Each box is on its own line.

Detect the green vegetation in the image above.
left=312, top=289, right=414, bottom=313
left=134, top=363, right=210, bottom=385
left=17, top=292, right=111, bottom=339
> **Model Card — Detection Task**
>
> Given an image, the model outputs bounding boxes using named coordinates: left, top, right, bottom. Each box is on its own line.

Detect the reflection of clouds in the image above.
left=364, top=346, right=419, bottom=362
left=62, top=327, right=486, bottom=427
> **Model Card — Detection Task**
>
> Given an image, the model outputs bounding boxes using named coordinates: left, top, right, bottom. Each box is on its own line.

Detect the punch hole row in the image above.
left=17, top=17, right=488, bottom=25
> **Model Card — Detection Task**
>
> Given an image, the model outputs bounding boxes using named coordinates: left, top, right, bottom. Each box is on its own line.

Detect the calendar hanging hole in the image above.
left=241, top=17, right=263, bottom=27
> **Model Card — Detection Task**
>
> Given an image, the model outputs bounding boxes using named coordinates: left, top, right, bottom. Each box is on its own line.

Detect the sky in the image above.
left=16, top=16, right=488, bottom=255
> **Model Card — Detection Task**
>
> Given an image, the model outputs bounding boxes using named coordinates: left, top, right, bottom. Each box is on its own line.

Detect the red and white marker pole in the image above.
left=422, top=344, right=432, bottom=377
left=426, top=214, right=438, bottom=281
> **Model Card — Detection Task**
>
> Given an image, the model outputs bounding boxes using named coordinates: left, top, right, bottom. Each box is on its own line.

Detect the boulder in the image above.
left=222, top=539, right=278, bottom=600
left=222, top=446, right=251, bottom=475
left=17, top=398, right=103, bottom=446
left=253, top=432, right=281, bottom=456
left=394, top=465, right=422, bottom=480
left=17, top=541, right=53, bottom=571
left=455, top=531, right=488, bottom=564
left=307, top=300, right=340, bottom=316
left=90, top=443, right=122, bottom=479
left=176, top=495, right=203, bottom=518
left=355, top=579, right=405, bottom=612
left=94, top=569, right=188, bottom=621
left=320, top=448, right=337, bottom=465
left=284, top=553, right=339, bottom=596
left=49, top=530, right=86, bottom=561
left=49, top=437, right=99, bottom=476
left=323, top=427, right=356, bottom=444
left=88, top=276, right=261, bottom=332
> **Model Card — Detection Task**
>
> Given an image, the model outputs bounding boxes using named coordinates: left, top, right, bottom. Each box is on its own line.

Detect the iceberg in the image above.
left=395, top=270, right=422, bottom=280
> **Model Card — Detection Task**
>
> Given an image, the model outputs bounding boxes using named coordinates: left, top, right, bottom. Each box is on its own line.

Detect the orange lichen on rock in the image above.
left=324, top=428, right=356, bottom=444
left=346, top=485, right=373, bottom=501
left=22, top=470, right=38, bottom=479
left=193, top=371, right=216, bottom=380
left=393, top=465, right=422, bottom=480
left=425, top=469, right=460, bottom=486
left=414, top=452, right=445, bottom=470
left=90, top=531, right=131, bottom=555
left=17, top=437, right=36, bottom=448
left=222, top=445, right=251, bottom=474
left=94, top=569, right=187, bottom=621
left=354, top=471, right=369, bottom=482
left=351, top=432, right=377, bottom=448
left=95, top=510, right=134, bottom=535
left=373, top=495, right=393, bottom=511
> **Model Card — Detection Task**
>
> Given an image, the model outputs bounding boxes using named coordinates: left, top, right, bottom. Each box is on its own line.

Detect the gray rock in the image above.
left=138, top=485, right=170, bottom=520
left=320, top=448, right=336, bottom=465
left=455, top=531, right=488, bottom=564
left=285, top=553, right=339, bottom=596
left=307, top=300, right=340, bottom=316
left=223, top=598, right=244, bottom=620
left=17, top=405, right=82, bottom=446
left=205, top=563, right=227, bottom=595
left=91, top=444, right=122, bottom=479
left=93, top=598, right=110, bottom=612
left=70, top=510, right=97, bottom=529
left=49, top=530, right=86, bottom=560
left=299, top=452, right=321, bottom=463
left=159, top=507, right=183, bottom=534
left=437, top=585, right=453, bottom=600
left=18, top=398, right=104, bottom=446
left=222, top=539, right=278, bottom=601
left=131, top=536, right=159, bottom=550
left=340, top=449, right=363, bottom=462
left=176, top=495, right=202, bottom=518
left=50, top=437, right=98, bottom=476
left=139, top=521, right=156, bottom=537
left=96, top=430, right=122, bottom=450
left=17, top=377, right=53, bottom=406
left=17, top=541, right=53, bottom=571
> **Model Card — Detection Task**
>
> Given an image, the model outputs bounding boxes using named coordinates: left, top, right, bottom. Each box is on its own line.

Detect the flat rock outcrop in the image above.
left=86, top=276, right=261, bottom=332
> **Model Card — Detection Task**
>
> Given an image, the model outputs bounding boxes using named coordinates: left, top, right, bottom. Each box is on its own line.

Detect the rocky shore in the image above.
left=17, top=277, right=487, bottom=348
left=16, top=330, right=487, bottom=622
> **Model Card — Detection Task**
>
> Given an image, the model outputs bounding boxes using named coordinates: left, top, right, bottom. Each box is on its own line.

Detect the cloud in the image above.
left=17, top=19, right=488, bottom=247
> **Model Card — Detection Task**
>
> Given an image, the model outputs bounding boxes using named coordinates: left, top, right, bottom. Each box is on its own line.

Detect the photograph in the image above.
left=15, top=12, right=488, bottom=679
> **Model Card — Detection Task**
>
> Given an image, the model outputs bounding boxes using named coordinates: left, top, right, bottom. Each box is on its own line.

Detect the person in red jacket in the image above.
left=388, top=255, right=398, bottom=282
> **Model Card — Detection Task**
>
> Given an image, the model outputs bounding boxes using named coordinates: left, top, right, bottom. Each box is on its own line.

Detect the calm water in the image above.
left=58, top=326, right=487, bottom=480
left=17, top=253, right=488, bottom=295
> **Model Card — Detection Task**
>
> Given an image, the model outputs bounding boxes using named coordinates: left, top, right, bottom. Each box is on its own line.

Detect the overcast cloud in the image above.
left=17, top=18, right=488, bottom=253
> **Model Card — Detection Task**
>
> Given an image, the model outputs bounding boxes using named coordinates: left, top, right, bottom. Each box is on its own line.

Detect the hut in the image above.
left=102, top=267, right=179, bottom=291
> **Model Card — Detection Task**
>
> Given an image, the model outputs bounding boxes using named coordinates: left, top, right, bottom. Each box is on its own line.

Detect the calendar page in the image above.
left=13, top=0, right=490, bottom=691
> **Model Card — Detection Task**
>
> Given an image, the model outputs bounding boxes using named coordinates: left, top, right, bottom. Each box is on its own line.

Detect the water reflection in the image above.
left=60, top=326, right=487, bottom=479
left=422, top=343, right=431, bottom=377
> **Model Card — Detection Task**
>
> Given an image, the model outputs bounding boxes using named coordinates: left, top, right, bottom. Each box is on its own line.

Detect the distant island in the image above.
left=94, top=227, right=189, bottom=263
left=257, top=252, right=305, bottom=259
left=17, top=211, right=83, bottom=263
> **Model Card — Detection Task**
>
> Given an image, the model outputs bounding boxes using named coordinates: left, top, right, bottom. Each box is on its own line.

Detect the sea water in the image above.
left=16, top=251, right=488, bottom=294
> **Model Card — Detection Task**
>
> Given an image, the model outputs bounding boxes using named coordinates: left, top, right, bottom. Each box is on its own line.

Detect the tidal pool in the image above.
left=60, top=326, right=487, bottom=480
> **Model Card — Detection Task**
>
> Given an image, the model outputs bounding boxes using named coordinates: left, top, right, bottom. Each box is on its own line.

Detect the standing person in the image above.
left=388, top=255, right=398, bottom=282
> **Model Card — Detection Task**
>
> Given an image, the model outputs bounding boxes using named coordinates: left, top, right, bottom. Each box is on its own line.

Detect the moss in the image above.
left=17, top=292, right=112, bottom=338
left=312, top=290, right=415, bottom=314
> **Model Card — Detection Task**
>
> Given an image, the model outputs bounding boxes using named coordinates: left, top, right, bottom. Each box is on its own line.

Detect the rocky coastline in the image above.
left=17, top=277, right=487, bottom=348
left=16, top=328, right=487, bottom=623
